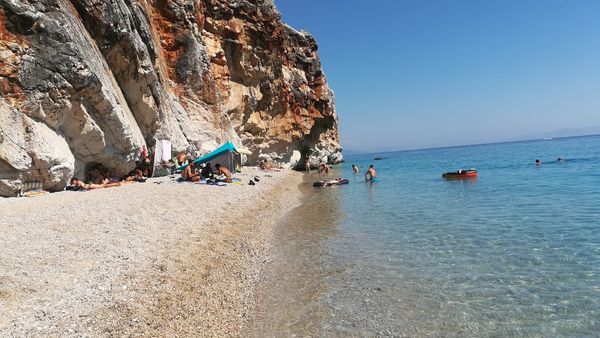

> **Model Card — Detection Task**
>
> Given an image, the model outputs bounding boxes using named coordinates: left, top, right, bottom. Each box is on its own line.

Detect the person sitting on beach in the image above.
left=200, top=163, right=214, bottom=179
left=182, top=162, right=200, bottom=182
left=215, top=164, right=233, bottom=183
left=365, top=164, right=377, bottom=182
left=352, top=164, right=359, bottom=174
left=173, top=152, right=189, bottom=168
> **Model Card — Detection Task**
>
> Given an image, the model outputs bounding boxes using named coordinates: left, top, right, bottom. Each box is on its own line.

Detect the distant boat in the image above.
left=543, top=138, right=553, bottom=140
left=442, top=169, right=478, bottom=180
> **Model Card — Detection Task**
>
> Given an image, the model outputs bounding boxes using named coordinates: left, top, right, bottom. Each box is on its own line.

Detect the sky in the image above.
left=275, top=0, right=600, bottom=152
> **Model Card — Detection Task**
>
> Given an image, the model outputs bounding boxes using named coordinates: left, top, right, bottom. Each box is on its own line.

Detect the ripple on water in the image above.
left=253, top=136, right=600, bottom=336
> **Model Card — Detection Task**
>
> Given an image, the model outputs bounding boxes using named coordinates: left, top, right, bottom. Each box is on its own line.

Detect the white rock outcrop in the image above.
left=0, top=0, right=342, bottom=196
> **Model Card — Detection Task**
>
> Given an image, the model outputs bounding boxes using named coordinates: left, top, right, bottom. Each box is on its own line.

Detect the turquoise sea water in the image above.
left=253, top=135, right=600, bottom=337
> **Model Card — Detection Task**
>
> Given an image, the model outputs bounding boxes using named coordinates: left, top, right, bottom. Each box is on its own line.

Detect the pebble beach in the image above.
left=0, top=169, right=303, bottom=337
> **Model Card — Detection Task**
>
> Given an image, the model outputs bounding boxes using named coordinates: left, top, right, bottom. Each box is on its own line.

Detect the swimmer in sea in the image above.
left=352, top=164, right=359, bottom=174
left=365, top=164, right=377, bottom=182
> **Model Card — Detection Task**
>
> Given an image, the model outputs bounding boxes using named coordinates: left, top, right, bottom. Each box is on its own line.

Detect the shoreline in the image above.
left=0, top=168, right=304, bottom=336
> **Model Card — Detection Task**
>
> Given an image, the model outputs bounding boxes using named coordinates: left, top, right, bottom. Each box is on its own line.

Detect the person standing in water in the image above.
left=318, top=163, right=330, bottom=175
left=352, top=164, right=359, bottom=174
left=365, top=164, right=377, bottom=182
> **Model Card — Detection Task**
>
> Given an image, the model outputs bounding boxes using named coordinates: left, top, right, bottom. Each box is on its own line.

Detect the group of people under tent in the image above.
left=176, top=152, right=233, bottom=183
left=66, top=149, right=245, bottom=191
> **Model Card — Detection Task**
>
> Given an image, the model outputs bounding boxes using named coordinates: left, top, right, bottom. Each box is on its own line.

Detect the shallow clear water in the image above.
left=253, top=135, right=600, bottom=337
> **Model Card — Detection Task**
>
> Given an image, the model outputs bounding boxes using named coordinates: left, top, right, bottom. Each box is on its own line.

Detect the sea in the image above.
left=251, top=135, right=600, bottom=337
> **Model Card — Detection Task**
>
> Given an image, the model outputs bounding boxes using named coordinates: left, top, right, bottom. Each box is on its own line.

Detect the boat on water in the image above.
left=442, top=169, right=478, bottom=180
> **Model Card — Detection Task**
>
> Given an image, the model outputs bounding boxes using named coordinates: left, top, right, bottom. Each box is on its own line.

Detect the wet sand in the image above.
left=0, top=169, right=303, bottom=337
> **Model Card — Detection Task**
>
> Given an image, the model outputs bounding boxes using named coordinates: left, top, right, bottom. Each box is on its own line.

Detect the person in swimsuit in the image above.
left=173, top=152, right=189, bottom=168
left=326, top=177, right=344, bottom=186
left=318, top=163, right=330, bottom=175
left=182, top=162, right=200, bottom=182
left=365, top=164, right=377, bottom=182
left=352, top=164, right=359, bottom=174
left=215, top=164, right=233, bottom=183
left=70, top=177, right=120, bottom=190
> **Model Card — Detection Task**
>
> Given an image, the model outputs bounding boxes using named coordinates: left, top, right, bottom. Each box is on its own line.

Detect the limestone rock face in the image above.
left=0, top=0, right=341, bottom=196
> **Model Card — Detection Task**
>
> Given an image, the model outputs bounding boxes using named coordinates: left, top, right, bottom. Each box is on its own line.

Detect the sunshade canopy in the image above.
left=193, top=141, right=238, bottom=165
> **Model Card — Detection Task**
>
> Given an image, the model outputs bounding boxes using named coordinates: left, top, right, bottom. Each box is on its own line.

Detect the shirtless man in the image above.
left=182, top=162, right=200, bottom=182
left=352, top=164, right=359, bottom=174
left=215, top=164, right=233, bottom=183
left=365, top=164, right=377, bottom=182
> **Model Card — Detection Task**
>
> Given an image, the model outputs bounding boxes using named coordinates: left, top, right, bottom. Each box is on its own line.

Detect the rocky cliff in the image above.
left=0, top=0, right=342, bottom=196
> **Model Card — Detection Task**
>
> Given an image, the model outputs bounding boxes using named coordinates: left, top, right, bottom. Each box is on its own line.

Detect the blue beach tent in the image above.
left=176, top=141, right=245, bottom=172
left=175, top=141, right=242, bottom=172
left=193, top=141, right=238, bottom=166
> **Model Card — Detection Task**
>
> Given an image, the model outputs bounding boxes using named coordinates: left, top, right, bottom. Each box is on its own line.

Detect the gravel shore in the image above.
left=0, top=169, right=303, bottom=337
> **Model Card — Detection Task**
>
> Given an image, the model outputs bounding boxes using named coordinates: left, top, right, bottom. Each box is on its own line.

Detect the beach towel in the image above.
left=160, top=140, right=171, bottom=162
left=152, top=139, right=173, bottom=177
left=19, top=181, right=43, bottom=197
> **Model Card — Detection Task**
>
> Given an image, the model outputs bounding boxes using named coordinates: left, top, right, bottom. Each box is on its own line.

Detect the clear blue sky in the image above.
left=275, top=0, right=600, bottom=152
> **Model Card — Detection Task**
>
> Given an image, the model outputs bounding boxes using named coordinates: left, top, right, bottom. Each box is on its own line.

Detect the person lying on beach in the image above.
left=182, top=162, right=201, bottom=182
left=122, top=169, right=147, bottom=183
left=101, top=177, right=121, bottom=187
left=365, top=164, right=377, bottom=182
left=215, top=164, right=233, bottom=183
left=70, top=177, right=120, bottom=190
left=259, top=160, right=273, bottom=171
left=326, top=177, right=344, bottom=186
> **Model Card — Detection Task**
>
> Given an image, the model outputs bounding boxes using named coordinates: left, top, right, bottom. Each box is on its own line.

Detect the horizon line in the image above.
left=343, top=133, right=600, bottom=157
